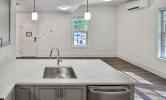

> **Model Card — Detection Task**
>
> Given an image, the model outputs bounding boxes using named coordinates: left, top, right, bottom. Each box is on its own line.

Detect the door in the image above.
left=15, top=85, right=35, bottom=100
left=35, top=86, right=59, bottom=100
left=62, top=86, right=87, bottom=100
left=20, top=24, right=37, bottom=57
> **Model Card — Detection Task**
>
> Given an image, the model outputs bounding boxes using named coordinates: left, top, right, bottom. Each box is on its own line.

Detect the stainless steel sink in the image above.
left=43, top=67, right=77, bottom=79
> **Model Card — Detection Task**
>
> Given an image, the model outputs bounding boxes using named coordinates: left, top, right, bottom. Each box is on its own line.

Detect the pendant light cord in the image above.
left=87, top=0, right=89, bottom=12
left=34, top=0, right=36, bottom=12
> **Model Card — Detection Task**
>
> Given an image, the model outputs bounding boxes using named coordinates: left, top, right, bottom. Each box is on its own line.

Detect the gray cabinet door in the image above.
left=15, top=85, right=35, bottom=100
left=62, top=86, right=87, bottom=100
left=35, top=86, right=59, bottom=100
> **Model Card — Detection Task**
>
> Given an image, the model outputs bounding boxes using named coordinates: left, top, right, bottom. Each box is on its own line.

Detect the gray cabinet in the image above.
left=62, top=86, right=87, bottom=100
left=35, top=86, right=59, bottom=100
left=16, top=85, right=87, bottom=100
left=35, top=85, right=86, bottom=100
left=15, top=85, right=35, bottom=100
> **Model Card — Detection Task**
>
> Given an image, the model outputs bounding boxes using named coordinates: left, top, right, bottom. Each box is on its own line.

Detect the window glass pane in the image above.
left=164, top=21, right=166, bottom=32
left=73, top=32, right=87, bottom=46
left=161, top=34, right=166, bottom=58
left=165, top=37, right=166, bottom=46
left=164, top=47, right=166, bottom=57
left=164, top=11, right=166, bottom=21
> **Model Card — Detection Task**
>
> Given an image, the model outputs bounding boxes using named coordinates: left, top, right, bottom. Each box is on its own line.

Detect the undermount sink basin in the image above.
left=43, top=67, right=77, bottom=79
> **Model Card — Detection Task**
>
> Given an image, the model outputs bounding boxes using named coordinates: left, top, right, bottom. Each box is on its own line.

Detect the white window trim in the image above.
left=71, top=16, right=90, bottom=48
left=157, top=8, right=166, bottom=60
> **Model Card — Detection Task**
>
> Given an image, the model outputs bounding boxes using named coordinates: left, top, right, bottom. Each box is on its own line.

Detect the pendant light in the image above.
left=84, top=0, right=91, bottom=20
left=32, top=0, right=38, bottom=20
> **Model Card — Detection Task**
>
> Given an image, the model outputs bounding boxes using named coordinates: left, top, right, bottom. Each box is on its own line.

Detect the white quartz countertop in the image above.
left=0, top=59, right=135, bottom=99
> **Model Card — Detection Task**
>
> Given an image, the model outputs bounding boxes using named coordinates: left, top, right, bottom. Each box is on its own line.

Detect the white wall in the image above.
left=16, top=5, right=118, bottom=57
left=0, top=0, right=16, bottom=63
left=0, top=0, right=10, bottom=42
left=117, top=0, right=166, bottom=78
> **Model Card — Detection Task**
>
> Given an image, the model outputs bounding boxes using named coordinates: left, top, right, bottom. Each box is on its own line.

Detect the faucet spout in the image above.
left=50, top=48, right=61, bottom=66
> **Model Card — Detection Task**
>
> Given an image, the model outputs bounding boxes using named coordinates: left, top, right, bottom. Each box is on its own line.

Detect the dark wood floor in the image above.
left=102, top=57, right=166, bottom=100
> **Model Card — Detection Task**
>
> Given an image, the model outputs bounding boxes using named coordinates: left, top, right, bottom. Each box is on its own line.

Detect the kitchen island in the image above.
left=0, top=59, right=135, bottom=100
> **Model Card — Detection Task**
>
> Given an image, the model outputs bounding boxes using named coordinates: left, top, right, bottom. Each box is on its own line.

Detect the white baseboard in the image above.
left=38, top=53, right=117, bottom=57
left=118, top=54, right=166, bottom=79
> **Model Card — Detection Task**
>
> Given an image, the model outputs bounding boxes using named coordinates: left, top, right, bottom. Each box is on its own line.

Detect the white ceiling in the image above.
left=16, top=0, right=128, bottom=13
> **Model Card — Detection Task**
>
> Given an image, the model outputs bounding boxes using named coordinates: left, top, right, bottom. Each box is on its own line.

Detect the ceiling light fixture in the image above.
left=58, top=5, right=71, bottom=11
left=104, top=0, right=112, bottom=2
left=84, top=0, right=91, bottom=20
left=32, top=0, right=38, bottom=20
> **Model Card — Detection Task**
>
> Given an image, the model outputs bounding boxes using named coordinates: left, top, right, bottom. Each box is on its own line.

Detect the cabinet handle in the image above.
left=60, top=88, right=62, bottom=100
left=62, top=88, right=64, bottom=100
left=58, top=88, right=64, bottom=100
left=58, top=88, right=60, bottom=100
left=60, top=88, right=63, bottom=99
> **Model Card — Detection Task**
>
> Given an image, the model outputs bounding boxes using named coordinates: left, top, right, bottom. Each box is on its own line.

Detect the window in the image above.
left=72, top=16, right=89, bottom=47
left=160, top=10, right=166, bottom=59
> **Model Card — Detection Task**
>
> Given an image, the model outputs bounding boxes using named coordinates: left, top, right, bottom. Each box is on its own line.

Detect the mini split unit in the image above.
left=126, top=0, right=150, bottom=11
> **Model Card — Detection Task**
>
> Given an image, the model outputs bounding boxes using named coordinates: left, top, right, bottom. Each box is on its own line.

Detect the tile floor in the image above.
left=102, top=57, right=166, bottom=100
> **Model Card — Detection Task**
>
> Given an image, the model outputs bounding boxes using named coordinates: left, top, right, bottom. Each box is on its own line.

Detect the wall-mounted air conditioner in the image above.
left=126, top=0, right=150, bottom=11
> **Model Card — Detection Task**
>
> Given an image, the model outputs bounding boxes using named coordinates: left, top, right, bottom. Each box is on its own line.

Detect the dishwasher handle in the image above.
left=89, top=87, right=130, bottom=95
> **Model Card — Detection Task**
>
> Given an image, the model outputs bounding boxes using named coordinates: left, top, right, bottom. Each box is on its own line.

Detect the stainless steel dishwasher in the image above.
left=88, top=86, right=131, bottom=100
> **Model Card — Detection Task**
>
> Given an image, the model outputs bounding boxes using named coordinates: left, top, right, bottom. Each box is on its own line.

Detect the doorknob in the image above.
left=34, top=37, right=37, bottom=42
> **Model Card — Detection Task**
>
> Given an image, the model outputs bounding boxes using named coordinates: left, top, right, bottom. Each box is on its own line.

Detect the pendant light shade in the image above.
left=84, top=0, right=91, bottom=20
left=32, top=0, right=38, bottom=20
left=32, top=12, right=38, bottom=20
left=84, top=12, right=91, bottom=20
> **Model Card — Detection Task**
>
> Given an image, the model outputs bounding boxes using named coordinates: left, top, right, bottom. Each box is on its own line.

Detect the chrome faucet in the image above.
left=50, top=48, right=62, bottom=66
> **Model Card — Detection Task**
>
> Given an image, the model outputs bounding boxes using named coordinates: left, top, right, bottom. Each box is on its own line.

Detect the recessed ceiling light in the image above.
left=58, top=5, right=71, bottom=11
left=104, top=0, right=112, bottom=2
